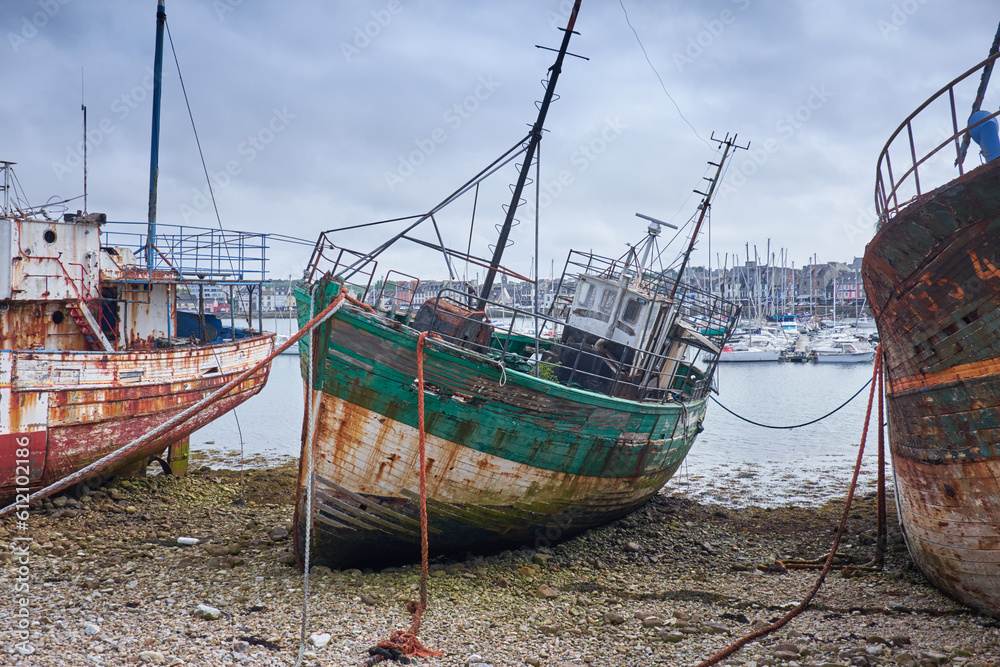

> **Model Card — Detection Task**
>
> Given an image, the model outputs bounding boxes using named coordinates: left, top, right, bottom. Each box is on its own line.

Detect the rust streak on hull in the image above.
left=887, top=356, right=1000, bottom=394
left=0, top=335, right=273, bottom=501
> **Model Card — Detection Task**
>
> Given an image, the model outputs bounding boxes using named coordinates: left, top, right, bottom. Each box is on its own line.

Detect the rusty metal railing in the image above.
left=304, top=232, right=377, bottom=296
left=101, top=221, right=270, bottom=284
left=420, top=285, right=738, bottom=404
left=875, top=52, right=1000, bottom=221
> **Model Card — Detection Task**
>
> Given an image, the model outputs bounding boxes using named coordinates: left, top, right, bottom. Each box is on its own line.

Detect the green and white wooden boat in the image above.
left=293, top=2, right=742, bottom=569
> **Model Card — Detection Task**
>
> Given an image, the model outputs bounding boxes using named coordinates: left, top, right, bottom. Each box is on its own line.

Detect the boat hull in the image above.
left=0, top=335, right=274, bottom=501
left=812, top=351, right=874, bottom=363
left=294, top=292, right=707, bottom=569
left=862, top=158, right=1000, bottom=617
left=718, top=350, right=781, bottom=362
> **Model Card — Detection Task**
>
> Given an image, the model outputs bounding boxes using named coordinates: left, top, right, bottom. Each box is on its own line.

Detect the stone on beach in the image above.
left=192, top=603, right=222, bottom=620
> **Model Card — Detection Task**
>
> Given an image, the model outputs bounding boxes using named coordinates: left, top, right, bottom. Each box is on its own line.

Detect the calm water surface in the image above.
left=675, top=361, right=888, bottom=507
left=193, top=321, right=887, bottom=508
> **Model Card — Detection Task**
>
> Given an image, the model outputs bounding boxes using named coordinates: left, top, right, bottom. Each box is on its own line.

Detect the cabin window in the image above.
left=599, top=289, right=616, bottom=315
left=622, top=298, right=642, bottom=324
left=43, top=229, right=57, bottom=244
left=51, top=310, right=64, bottom=325
left=579, top=282, right=596, bottom=308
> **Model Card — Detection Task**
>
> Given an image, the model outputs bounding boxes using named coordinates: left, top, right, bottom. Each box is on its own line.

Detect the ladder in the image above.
left=67, top=301, right=115, bottom=352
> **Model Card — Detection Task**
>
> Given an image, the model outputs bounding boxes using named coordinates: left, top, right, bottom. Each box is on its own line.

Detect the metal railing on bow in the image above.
left=875, top=52, right=1000, bottom=221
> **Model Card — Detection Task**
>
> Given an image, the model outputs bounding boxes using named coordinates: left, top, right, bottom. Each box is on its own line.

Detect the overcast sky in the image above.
left=4, top=0, right=998, bottom=283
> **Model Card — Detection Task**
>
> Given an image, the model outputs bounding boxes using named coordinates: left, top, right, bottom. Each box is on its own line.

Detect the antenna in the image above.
left=669, top=131, right=749, bottom=301
left=82, top=67, right=87, bottom=214
left=634, top=212, right=678, bottom=230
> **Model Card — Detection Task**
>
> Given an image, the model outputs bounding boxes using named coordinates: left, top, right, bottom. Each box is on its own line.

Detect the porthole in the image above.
left=52, top=310, right=65, bottom=325
left=43, top=229, right=57, bottom=244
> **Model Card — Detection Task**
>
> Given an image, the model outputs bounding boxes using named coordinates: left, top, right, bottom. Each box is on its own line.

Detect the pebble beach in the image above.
left=3, top=460, right=998, bottom=667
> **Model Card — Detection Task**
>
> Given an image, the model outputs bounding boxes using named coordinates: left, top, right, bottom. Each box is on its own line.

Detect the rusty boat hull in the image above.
left=0, top=335, right=273, bottom=502
left=293, top=288, right=711, bottom=569
left=863, top=154, right=1000, bottom=615
left=2, top=180, right=276, bottom=504
left=292, top=3, right=742, bottom=570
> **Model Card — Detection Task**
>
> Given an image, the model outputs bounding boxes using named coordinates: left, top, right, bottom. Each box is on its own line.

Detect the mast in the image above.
left=670, top=133, right=747, bottom=301
left=82, top=69, right=87, bottom=214
left=957, top=20, right=1000, bottom=166
left=146, top=0, right=166, bottom=269
left=477, top=0, right=582, bottom=310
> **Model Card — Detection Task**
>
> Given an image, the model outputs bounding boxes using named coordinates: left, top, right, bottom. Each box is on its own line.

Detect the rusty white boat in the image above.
left=0, top=0, right=274, bottom=502
left=862, top=22, right=1000, bottom=617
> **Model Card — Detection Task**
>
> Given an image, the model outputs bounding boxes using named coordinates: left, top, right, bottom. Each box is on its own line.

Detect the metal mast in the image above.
left=477, top=0, right=583, bottom=310
left=957, top=20, right=1000, bottom=167
left=146, top=0, right=166, bottom=269
left=669, top=132, right=748, bottom=301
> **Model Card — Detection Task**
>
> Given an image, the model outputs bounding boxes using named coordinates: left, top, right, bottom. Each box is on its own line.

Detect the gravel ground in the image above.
left=3, top=462, right=999, bottom=667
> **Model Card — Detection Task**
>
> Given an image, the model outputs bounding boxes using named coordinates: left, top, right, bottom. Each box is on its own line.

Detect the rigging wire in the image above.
left=709, top=378, right=873, bottom=429
left=650, top=139, right=730, bottom=274
left=618, top=0, right=710, bottom=149
left=662, top=148, right=722, bottom=228
left=2, top=166, right=36, bottom=216
left=164, top=18, right=251, bottom=319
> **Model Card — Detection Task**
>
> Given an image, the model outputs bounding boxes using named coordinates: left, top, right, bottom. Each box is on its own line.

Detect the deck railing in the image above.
left=875, top=52, right=1000, bottom=221
left=418, top=284, right=738, bottom=404
left=101, top=221, right=270, bottom=285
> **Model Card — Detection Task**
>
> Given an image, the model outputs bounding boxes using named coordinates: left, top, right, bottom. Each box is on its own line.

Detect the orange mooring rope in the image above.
left=692, top=346, right=884, bottom=667
left=874, top=346, right=887, bottom=567
left=364, top=331, right=441, bottom=665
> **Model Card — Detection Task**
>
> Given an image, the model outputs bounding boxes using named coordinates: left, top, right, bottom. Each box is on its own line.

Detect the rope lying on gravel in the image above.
left=693, top=347, right=884, bottom=667
left=708, top=377, right=872, bottom=429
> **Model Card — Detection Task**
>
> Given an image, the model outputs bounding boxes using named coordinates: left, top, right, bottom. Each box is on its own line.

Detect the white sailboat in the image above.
left=809, top=334, right=875, bottom=363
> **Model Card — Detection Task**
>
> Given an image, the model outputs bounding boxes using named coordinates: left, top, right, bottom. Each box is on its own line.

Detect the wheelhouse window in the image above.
left=599, top=289, right=617, bottom=315
left=622, top=298, right=642, bottom=324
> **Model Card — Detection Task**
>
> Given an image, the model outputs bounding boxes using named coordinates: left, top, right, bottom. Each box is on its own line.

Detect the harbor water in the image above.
left=193, top=320, right=886, bottom=509
left=677, top=361, right=887, bottom=508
